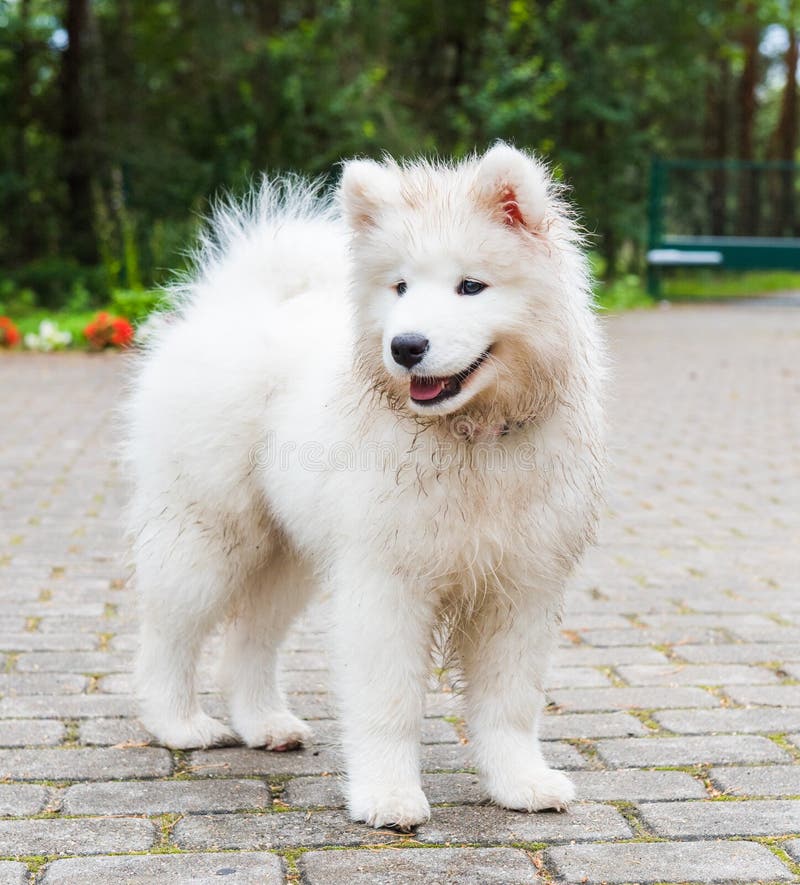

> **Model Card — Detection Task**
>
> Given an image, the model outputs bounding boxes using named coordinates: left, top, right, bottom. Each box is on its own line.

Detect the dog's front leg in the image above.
left=331, top=557, right=434, bottom=830
left=457, top=590, right=575, bottom=812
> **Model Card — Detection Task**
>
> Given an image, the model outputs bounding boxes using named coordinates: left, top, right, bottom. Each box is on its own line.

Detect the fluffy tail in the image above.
left=167, top=174, right=342, bottom=310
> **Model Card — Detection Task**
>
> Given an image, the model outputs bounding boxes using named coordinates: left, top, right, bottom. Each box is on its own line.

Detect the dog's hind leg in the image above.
left=134, top=516, right=240, bottom=750
left=455, top=589, right=575, bottom=812
left=221, top=552, right=315, bottom=750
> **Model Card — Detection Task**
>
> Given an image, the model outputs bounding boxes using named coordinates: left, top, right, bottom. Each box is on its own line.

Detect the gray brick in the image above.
left=63, top=778, right=270, bottom=814
left=0, top=862, right=27, bottom=885
left=173, top=810, right=402, bottom=850
left=187, top=746, right=339, bottom=778
left=541, top=711, right=647, bottom=739
left=639, top=799, right=800, bottom=837
left=571, top=768, right=706, bottom=801
left=0, top=719, right=64, bottom=746
left=596, top=735, right=790, bottom=767
left=725, top=685, right=800, bottom=706
left=785, top=839, right=800, bottom=862
left=284, top=772, right=485, bottom=808
left=16, top=651, right=132, bottom=673
left=545, top=839, right=793, bottom=883
left=674, top=642, right=800, bottom=664
left=0, top=784, right=49, bottom=815
left=41, top=853, right=284, bottom=885
left=0, top=633, right=98, bottom=651
left=549, top=686, right=718, bottom=712
left=547, top=667, right=612, bottom=688
left=0, top=672, right=87, bottom=694
left=578, top=627, right=729, bottom=646
left=78, top=717, right=151, bottom=746
left=416, top=803, right=631, bottom=844
left=616, top=663, right=778, bottom=685
left=0, top=747, right=172, bottom=780
left=0, top=818, right=156, bottom=856
left=655, top=707, right=800, bottom=734
left=552, top=646, right=669, bottom=666
left=300, top=847, right=537, bottom=884
left=420, top=741, right=588, bottom=772
left=0, top=694, right=135, bottom=718
left=712, top=765, right=800, bottom=797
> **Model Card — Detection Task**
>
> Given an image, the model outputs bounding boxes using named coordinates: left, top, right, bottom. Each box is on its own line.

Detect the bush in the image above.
left=9, top=259, right=109, bottom=310
left=109, top=288, right=166, bottom=323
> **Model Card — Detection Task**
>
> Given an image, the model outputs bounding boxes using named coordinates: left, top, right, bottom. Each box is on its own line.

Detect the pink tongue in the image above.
left=410, top=377, right=446, bottom=401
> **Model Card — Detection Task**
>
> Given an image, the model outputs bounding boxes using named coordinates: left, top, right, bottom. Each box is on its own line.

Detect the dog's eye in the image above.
left=458, top=279, right=487, bottom=296
left=395, top=281, right=407, bottom=296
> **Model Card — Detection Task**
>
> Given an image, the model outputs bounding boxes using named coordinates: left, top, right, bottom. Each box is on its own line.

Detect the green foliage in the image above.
left=0, top=1, right=797, bottom=307
left=109, top=288, right=165, bottom=322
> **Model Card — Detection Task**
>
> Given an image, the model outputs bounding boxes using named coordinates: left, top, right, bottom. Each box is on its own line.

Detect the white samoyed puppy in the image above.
left=125, top=143, right=605, bottom=830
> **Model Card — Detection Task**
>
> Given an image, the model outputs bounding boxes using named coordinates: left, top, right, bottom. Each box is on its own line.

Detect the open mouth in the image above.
left=409, top=348, right=491, bottom=405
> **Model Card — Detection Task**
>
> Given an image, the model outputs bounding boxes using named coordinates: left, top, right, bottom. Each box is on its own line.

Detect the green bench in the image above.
left=646, top=158, right=800, bottom=296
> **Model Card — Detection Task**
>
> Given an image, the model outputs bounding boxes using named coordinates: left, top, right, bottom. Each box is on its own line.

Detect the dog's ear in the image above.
left=474, top=142, right=550, bottom=231
left=340, top=159, right=400, bottom=231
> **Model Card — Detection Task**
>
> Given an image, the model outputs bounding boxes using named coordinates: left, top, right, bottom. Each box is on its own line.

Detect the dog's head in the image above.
left=341, top=143, right=591, bottom=429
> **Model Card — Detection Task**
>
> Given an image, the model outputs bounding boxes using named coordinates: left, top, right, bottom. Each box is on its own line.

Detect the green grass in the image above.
left=13, top=310, right=103, bottom=348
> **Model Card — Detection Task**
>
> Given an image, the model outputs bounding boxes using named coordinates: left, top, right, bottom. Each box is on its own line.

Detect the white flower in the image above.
left=24, top=320, right=72, bottom=351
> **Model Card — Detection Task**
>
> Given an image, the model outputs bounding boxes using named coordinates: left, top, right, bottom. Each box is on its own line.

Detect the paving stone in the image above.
left=616, top=663, right=779, bottom=685
left=0, top=784, right=49, bottom=815
left=0, top=672, right=88, bottom=695
left=0, top=818, right=156, bottom=855
left=173, top=810, right=403, bottom=849
left=577, top=627, right=730, bottom=646
left=596, top=735, right=790, bottom=767
left=187, top=746, right=340, bottom=777
left=639, top=799, right=800, bottom=837
left=655, top=707, right=800, bottom=734
left=711, top=765, right=800, bottom=797
left=284, top=772, right=485, bottom=808
left=40, top=853, right=285, bottom=885
left=0, top=632, right=99, bottom=651
left=0, top=747, right=172, bottom=780
left=545, top=839, right=793, bottom=883
left=16, top=651, right=132, bottom=673
left=541, top=711, right=646, bottom=739
left=0, top=862, right=27, bottom=885
left=300, top=847, right=538, bottom=884
left=785, top=839, right=800, bottom=862
left=0, top=719, right=64, bottom=746
left=549, top=686, right=719, bottom=712
left=674, top=642, right=800, bottom=664
left=547, top=666, right=612, bottom=688
left=725, top=685, right=800, bottom=706
left=552, top=646, right=670, bottom=666
left=0, top=693, right=135, bottom=718
left=416, top=803, right=631, bottom=844
left=78, top=717, right=152, bottom=746
left=63, top=778, right=271, bottom=814
left=571, top=768, right=707, bottom=801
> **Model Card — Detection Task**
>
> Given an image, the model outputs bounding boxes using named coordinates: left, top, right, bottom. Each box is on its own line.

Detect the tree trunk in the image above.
left=705, top=56, right=730, bottom=236
left=736, top=2, right=759, bottom=236
left=60, top=0, right=98, bottom=264
left=772, top=26, right=798, bottom=235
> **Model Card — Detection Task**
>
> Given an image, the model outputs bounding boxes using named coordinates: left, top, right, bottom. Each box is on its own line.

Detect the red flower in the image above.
left=83, top=312, right=133, bottom=350
left=0, top=316, right=20, bottom=348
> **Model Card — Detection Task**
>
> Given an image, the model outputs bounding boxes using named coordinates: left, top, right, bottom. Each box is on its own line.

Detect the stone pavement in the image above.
left=0, top=300, right=798, bottom=884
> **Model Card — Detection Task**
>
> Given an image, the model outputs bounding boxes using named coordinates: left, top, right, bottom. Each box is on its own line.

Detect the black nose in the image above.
left=390, top=333, right=429, bottom=369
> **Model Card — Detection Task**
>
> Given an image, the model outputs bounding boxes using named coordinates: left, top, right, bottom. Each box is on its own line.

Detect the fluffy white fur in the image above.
left=125, top=143, right=605, bottom=830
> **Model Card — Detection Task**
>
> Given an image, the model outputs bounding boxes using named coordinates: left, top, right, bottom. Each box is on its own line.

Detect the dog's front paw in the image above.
left=233, top=709, right=313, bottom=751
left=143, top=712, right=239, bottom=750
left=489, top=766, right=575, bottom=812
left=348, top=785, right=431, bottom=830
